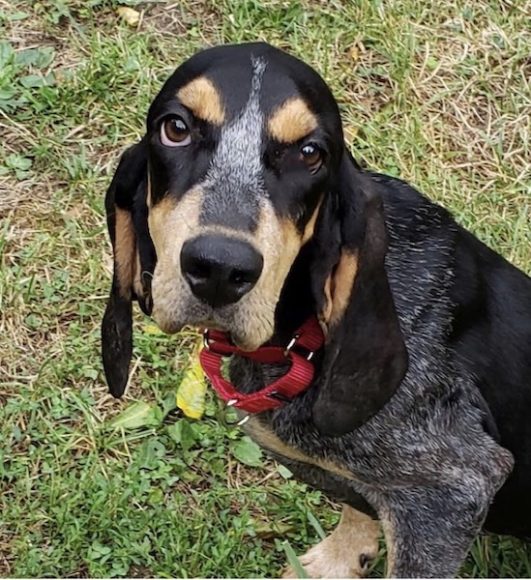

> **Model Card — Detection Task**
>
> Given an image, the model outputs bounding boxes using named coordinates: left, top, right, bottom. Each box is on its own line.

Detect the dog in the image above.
left=101, top=43, right=531, bottom=578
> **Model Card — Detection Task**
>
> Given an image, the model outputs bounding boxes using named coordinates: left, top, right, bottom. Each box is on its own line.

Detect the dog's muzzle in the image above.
left=180, top=234, right=264, bottom=308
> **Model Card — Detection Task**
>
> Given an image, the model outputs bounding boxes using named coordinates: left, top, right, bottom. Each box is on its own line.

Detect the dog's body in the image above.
left=231, top=173, right=530, bottom=576
left=101, top=43, right=531, bottom=577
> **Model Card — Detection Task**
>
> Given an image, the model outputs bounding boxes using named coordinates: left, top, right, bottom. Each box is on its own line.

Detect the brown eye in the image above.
left=300, top=143, right=323, bottom=172
left=160, top=116, right=191, bottom=147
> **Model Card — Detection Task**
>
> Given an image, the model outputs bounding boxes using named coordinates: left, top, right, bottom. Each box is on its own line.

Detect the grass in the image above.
left=0, top=0, right=529, bottom=577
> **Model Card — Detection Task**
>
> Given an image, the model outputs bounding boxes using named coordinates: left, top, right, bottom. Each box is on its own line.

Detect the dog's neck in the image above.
left=272, top=243, right=317, bottom=345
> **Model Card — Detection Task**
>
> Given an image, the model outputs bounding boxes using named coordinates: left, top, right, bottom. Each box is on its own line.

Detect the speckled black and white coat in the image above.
left=231, top=174, right=528, bottom=577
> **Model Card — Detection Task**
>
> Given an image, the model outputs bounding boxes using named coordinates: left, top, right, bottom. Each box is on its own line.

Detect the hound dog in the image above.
left=101, top=43, right=531, bottom=578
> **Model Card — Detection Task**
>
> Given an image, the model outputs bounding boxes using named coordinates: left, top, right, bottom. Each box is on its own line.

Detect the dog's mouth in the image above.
left=152, top=296, right=275, bottom=352
left=200, top=324, right=252, bottom=352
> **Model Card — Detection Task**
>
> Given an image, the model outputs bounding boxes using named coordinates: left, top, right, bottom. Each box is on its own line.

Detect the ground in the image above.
left=0, top=0, right=530, bottom=577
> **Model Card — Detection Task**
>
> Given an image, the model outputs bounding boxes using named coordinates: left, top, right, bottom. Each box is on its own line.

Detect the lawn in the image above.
left=0, top=0, right=529, bottom=577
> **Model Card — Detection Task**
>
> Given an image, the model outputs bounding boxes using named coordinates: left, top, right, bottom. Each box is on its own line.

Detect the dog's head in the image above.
left=102, top=43, right=407, bottom=434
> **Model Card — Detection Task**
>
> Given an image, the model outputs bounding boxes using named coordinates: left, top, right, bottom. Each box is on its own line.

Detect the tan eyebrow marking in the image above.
left=268, top=97, right=318, bottom=143
left=177, top=76, right=225, bottom=125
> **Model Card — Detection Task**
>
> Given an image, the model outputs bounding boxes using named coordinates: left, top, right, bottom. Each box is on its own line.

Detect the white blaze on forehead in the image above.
left=203, top=57, right=267, bottom=205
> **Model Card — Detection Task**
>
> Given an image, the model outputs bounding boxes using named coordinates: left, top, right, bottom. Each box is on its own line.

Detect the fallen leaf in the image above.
left=167, top=419, right=198, bottom=452
left=108, top=401, right=162, bottom=429
left=231, top=436, right=263, bottom=467
left=176, top=340, right=207, bottom=419
left=143, top=323, right=163, bottom=335
left=277, top=464, right=293, bottom=479
left=253, top=520, right=294, bottom=539
left=349, top=44, right=360, bottom=62
left=117, top=7, right=140, bottom=27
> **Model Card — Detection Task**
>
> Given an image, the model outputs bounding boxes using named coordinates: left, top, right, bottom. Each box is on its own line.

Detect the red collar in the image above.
left=199, top=317, right=324, bottom=414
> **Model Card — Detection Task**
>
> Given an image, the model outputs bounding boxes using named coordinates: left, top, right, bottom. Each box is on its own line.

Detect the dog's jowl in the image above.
left=101, top=43, right=531, bottom=578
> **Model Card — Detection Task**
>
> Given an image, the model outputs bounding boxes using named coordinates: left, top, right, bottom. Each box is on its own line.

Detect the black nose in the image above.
left=181, top=235, right=263, bottom=308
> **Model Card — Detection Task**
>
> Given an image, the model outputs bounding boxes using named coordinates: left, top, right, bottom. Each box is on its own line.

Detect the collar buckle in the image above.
left=284, top=333, right=316, bottom=361
left=203, top=329, right=211, bottom=350
left=283, top=334, right=300, bottom=357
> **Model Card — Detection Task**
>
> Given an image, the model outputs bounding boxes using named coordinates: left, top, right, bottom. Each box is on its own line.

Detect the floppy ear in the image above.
left=101, top=141, right=156, bottom=398
left=311, top=149, right=408, bottom=436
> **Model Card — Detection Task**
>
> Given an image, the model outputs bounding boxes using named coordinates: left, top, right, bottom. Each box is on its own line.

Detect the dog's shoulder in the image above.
left=363, top=172, right=459, bottom=338
left=366, top=171, right=531, bottom=340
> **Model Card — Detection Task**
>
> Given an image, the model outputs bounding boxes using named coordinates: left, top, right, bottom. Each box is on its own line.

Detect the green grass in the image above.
left=0, top=0, right=530, bottom=577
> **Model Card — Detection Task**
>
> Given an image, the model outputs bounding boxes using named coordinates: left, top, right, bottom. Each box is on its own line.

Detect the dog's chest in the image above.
left=228, top=357, right=360, bottom=487
left=239, top=413, right=376, bottom=514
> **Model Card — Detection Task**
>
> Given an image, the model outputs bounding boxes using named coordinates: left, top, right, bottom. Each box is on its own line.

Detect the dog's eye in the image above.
left=300, top=143, right=323, bottom=172
left=160, top=116, right=191, bottom=147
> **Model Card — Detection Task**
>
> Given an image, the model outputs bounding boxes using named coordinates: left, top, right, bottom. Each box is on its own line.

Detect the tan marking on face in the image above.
left=229, top=200, right=327, bottom=349
left=148, top=189, right=204, bottom=256
left=244, top=416, right=355, bottom=480
left=268, top=97, right=318, bottom=143
left=148, top=189, right=204, bottom=333
left=226, top=204, right=304, bottom=350
left=114, top=207, right=135, bottom=300
left=283, top=505, right=380, bottom=579
left=274, top=218, right=302, bottom=288
left=320, top=250, right=359, bottom=328
left=148, top=195, right=179, bottom=250
left=177, top=77, right=225, bottom=125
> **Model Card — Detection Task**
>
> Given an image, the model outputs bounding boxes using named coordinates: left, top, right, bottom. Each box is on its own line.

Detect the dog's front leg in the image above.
left=378, top=483, right=493, bottom=578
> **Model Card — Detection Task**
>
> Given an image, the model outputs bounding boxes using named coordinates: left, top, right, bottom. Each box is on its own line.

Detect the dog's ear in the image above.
left=311, top=149, right=408, bottom=436
left=101, top=141, right=156, bottom=398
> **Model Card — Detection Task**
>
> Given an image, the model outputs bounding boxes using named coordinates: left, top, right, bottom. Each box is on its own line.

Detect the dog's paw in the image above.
left=281, top=535, right=377, bottom=579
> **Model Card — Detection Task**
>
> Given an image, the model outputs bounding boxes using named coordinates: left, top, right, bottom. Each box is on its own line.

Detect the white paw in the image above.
left=282, top=531, right=378, bottom=579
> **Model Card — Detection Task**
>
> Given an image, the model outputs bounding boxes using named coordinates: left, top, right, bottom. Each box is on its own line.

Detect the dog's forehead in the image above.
left=152, top=43, right=336, bottom=127
left=197, top=47, right=312, bottom=117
